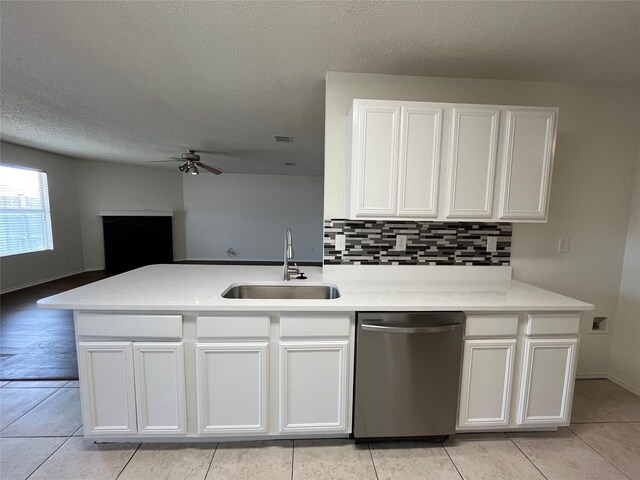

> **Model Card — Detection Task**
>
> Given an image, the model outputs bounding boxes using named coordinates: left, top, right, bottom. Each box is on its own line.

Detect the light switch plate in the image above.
left=335, top=234, right=346, bottom=251
left=558, top=237, right=570, bottom=253
left=395, top=235, right=407, bottom=251
left=486, top=236, right=498, bottom=253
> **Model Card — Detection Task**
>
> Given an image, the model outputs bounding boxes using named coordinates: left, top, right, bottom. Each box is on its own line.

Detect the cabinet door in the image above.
left=133, top=343, right=187, bottom=435
left=458, top=339, right=516, bottom=429
left=353, top=102, right=401, bottom=216
left=397, top=106, right=443, bottom=217
left=517, top=338, right=578, bottom=425
left=279, top=340, right=349, bottom=433
left=196, top=342, right=268, bottom=434
left=77, top=342, right=136, bottom=435
left=446, top=107, right=500, bottom=218
left=499, top=109, right=557, bottom=220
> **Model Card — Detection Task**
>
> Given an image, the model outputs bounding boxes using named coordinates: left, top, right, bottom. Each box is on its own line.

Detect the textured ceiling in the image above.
left=1, top=1, right=639, bottom=176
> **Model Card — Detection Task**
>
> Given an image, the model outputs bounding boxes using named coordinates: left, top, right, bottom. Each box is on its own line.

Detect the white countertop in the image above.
left=37, top=264, right=594, bottom=313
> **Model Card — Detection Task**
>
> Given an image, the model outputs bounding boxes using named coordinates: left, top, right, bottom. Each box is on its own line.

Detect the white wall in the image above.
left=183, top=173, right=323, bottom=262
left=609, top=145, right=640, bottom=394
left=0, top=142, right=85, bottom=292
left=324, top=72, right=640, bottom=376
left=76, top=160, right=185, bottom=270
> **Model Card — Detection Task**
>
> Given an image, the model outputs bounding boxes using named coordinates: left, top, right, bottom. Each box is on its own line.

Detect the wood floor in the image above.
left=0, top=271, right=110, bottom=380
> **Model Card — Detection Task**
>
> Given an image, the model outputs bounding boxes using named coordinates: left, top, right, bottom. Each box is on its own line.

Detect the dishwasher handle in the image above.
left=361, top=322, right=462, bottom=334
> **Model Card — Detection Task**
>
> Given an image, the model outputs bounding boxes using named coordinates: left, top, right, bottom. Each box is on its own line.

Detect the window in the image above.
left=0, top=165, right=53, bottom=257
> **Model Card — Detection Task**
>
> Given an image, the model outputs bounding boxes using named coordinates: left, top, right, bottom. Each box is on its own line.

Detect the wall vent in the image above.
left=275, top=135, right=293, bottom=143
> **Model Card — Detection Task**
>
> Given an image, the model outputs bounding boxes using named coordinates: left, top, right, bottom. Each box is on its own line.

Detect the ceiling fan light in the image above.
left=178, top=162, right=189, bottom=172
left=190, top=165, right=199, bottom=175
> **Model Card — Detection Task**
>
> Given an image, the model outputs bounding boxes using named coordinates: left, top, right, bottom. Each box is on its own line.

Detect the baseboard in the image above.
left=176, top=259, right=323, bottom=267
left=1, top=269, right=87, bottom=294
left=576, top=373, right=609, bottom=380
left=607, top=373, right=640, bottom=396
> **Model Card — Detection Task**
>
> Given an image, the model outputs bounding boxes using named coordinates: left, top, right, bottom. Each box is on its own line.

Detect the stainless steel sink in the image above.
left=222, top=284, right=341, bottom=299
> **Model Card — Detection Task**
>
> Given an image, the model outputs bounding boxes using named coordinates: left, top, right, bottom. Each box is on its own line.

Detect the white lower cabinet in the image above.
left=517, top=338, right=578, bottom=426
left=196, top=342, right=269, bottom=434
left=279, top=340, right=349, bottom=433
left=458, top=339, right=516, bottom=428
left=78, top=342, right=137, bottom=435
left=133, top=343, right=187, bottom=434
left=78, top=341, right=186, bottom=436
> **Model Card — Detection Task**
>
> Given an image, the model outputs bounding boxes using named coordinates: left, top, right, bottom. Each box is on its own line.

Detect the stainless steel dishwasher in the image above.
left=353, top=312, right=464, bottom=441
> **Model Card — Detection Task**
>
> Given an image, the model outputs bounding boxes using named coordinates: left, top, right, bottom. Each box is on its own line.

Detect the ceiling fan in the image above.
left=151, top=150, right=222, bottom=175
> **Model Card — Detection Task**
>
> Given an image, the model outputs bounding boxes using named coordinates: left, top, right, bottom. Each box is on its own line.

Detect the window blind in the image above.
left=0, top=165, right=54, bottom=257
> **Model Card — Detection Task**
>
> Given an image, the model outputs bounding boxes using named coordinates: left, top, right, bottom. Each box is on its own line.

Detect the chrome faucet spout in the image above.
left=283, top=228, right=300, bottom=281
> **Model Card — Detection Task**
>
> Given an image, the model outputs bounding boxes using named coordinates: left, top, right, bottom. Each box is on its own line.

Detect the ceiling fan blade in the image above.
left=150, top=159, right=181, bottom=163
left=199, top=163, right=223, bottom=175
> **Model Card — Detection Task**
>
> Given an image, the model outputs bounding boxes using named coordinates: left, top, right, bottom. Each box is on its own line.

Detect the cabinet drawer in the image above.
left=465, top=315, right=518, bottom=337
left=197, top=316, right=270, bottom=339
left=526, top=314, right=580, bottom=336
left=280, top=315, right=351, bottom=338
left=76, top=313, right=182, bottom=339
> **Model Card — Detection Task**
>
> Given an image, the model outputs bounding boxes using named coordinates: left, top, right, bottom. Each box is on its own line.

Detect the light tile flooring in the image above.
left=1, top=379, right=639, bottom=480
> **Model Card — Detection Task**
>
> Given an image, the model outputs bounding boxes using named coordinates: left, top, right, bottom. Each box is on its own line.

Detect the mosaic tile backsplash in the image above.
left=324, top=219, right=512, bottom=266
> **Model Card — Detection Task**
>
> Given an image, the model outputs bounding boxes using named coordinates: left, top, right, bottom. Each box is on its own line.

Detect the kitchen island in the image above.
left=38, top=264, right=593, bottom=442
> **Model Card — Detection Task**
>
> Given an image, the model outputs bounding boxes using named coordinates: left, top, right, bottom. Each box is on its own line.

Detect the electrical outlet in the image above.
left=395, top=235, right=407, bottom=251
left=486, top=237, right=498, bottom=253
left=558, top=237, right=570, bottom=253
left=335, top=234, right=346, bottom=251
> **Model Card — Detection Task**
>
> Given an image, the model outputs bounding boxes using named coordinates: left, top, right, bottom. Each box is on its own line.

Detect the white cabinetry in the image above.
left=133, top=343, right=187, bottom=434
left=458, top=339, right=516, bottom=428
left=446, top=107, right=500, bottom=218
left=78, top=341, right=186, bottom=436
left=517, top=338, right=578, bottom=426
left=348, top=100, right=443, bottom=219
left=398, top=104, right=443, bottom=217
left=457, top=313, right=580, bottom=432
left=500, top=109, right=557, bottom=220
left=196, top=315, right=270, bottom=435
left=196, top=342, right=268, bottom=434
left=516, top=314, right=580, bottom=426
left=76, top=313, right=186, bottom=437
left=350, top=101, right=400, bottom=216
left=279, top=340, right=349, bottom=433
left=78, top=342, right=137, bottom=435
left=279, top=315, right=352, bottom=434
left=346, top=99, right=558, bottom=222
left=457, top=315, right=518, bottom=430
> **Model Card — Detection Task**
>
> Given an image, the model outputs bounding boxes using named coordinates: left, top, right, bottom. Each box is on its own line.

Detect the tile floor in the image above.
left=1, top=379, right=639, bottom=480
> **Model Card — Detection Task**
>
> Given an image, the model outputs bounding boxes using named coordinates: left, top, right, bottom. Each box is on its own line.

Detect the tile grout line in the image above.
left=114, top=442, right=142, bottom=480
left=567, top=424, right=633, bottom=480
left=506, top=435, right=549, bottom=480
left=24, top=423, right=79, bottom=479
left=0, top=386, right=62, bottom=433
left=571, top=419, right=639, bottom=424
left=441, top=443, right=465, bottom=480
left=202, top=441, right=219, bottom=480
left=291, top=440, right=295, bottom=480
left=366, top=442, right=380, bottom=480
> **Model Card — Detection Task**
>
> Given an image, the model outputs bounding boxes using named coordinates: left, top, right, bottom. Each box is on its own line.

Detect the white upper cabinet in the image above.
left=499, top=109, right=557, bottom=221
left=446, top=107, right=500, bottom=218
left=345, top=99, right=558, bottom=222
left=397, top=104, right=443, bottom=217
left=350, top=101, right=401, bottom=216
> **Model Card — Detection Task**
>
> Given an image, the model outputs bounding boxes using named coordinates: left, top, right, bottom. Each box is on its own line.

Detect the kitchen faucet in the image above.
left=283, top=228, right=301, bottom=281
